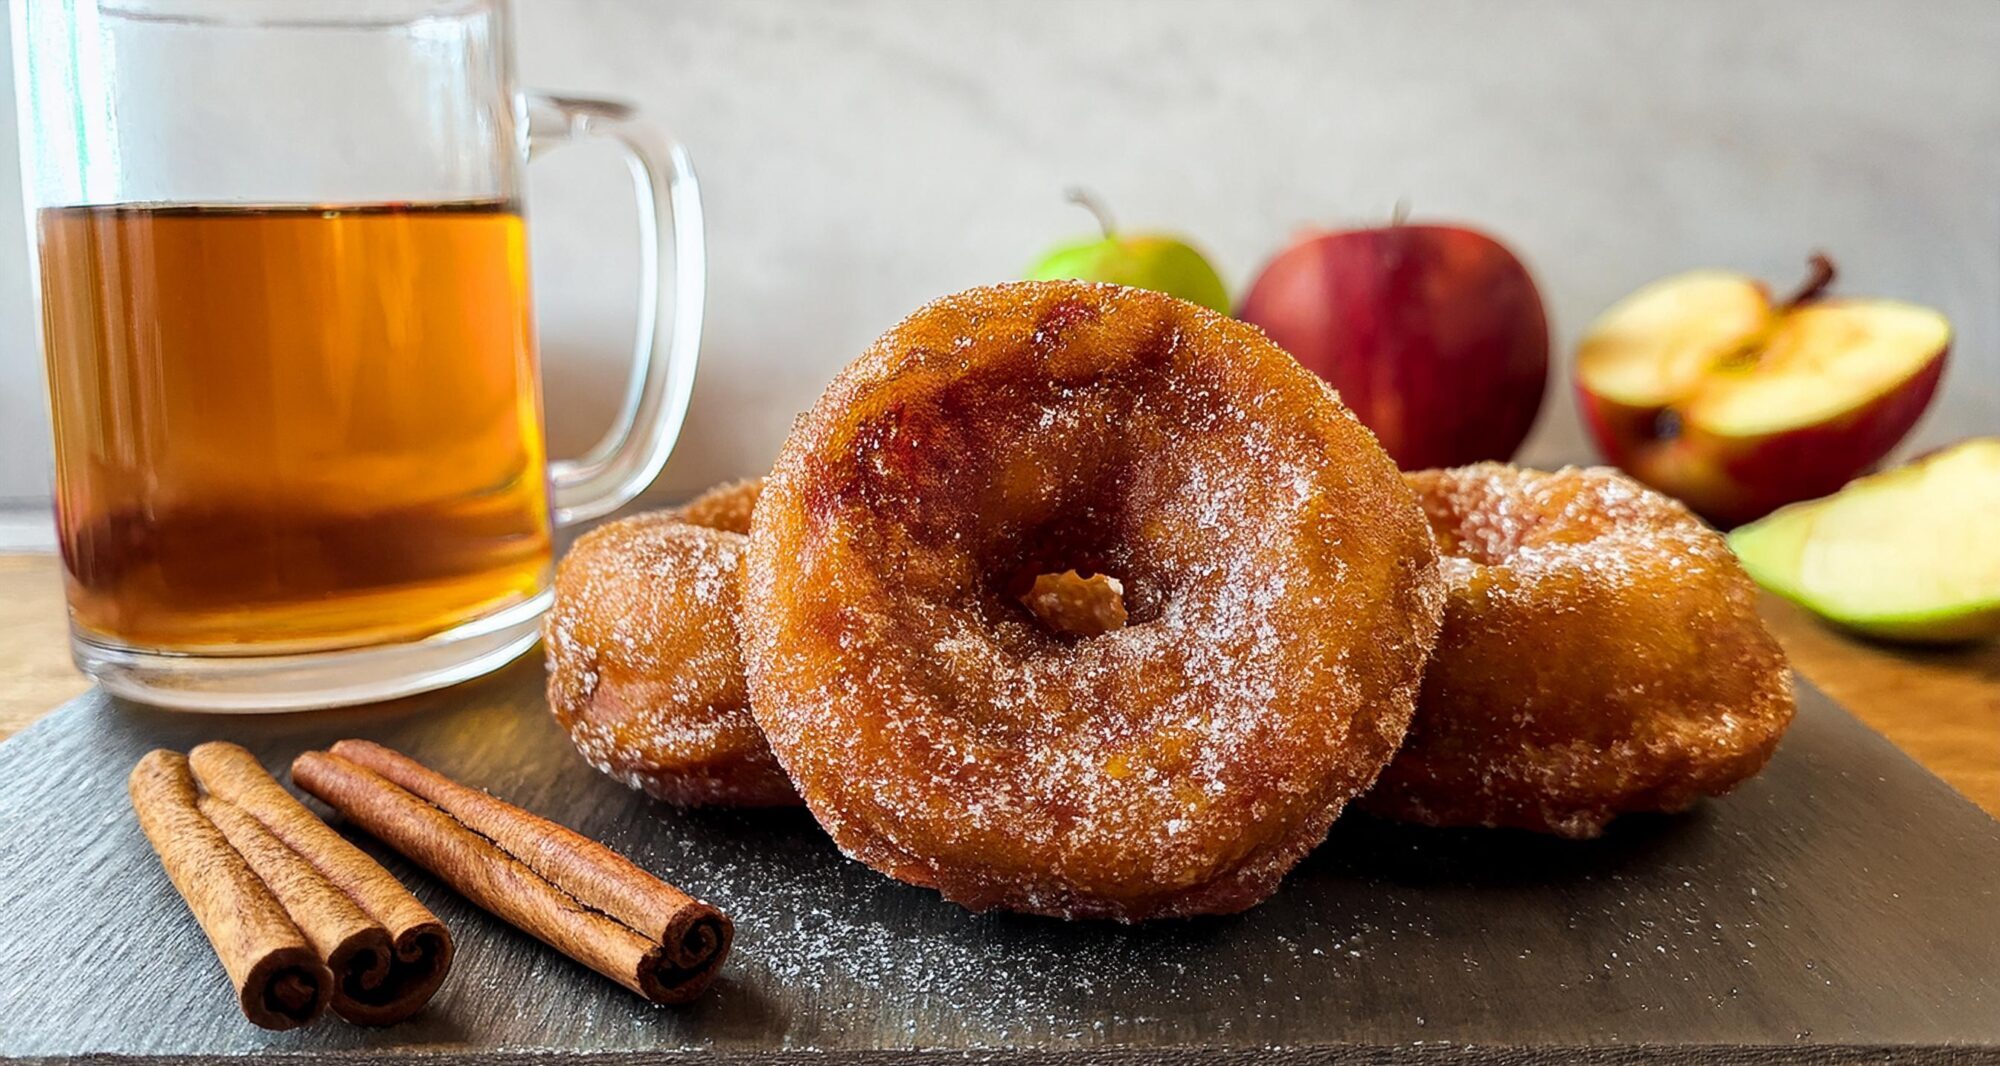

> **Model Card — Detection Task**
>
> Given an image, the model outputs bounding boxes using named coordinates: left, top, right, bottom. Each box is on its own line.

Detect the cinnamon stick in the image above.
left=329, top=739, right=726, bottom=964
left=128, top=750, right=332, bottom=1031
left=189, top=742, right=452, bottom=1024
left=292, top=741, right=731, bottom=1004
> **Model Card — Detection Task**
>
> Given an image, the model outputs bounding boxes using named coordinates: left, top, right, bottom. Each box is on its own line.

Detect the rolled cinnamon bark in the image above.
left=128, top=750, right=332, bottom=1031
left=328, top=739, right=728, bottom=980
left=189, top=742, right=452, bottom=1025
left=292, top=743, right=731, bottom=1004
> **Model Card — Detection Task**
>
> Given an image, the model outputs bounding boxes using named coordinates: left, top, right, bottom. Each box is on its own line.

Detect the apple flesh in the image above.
left=1575, top=257, right=1951, bottom=527
left=1025, top=192, right=1230, bottom=314
left=1729, top=438, right=2000, bottom=643
left=1237, top=222, right=1549, bottom=469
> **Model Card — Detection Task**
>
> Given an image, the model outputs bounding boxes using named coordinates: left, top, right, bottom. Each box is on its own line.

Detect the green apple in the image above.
left=1729, top=438, right=2000, bottom=643
left=1025, top=190, right=1230, bottom=313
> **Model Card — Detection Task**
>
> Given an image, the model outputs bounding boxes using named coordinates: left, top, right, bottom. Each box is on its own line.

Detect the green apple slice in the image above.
left=1729, top=438, right=2000, bottom=642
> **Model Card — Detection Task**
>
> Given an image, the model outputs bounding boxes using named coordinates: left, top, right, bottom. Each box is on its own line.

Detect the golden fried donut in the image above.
left=742, top=281, right=1445, bottom=920
left=1363, top=464, right=1796, bottom=838
left=672, top=476, right=762, bottom=534
left=544, top=479, right=798, bottom=807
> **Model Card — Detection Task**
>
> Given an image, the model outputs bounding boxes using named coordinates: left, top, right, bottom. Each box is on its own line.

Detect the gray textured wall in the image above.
left=3, top=0, right=1996, bottom=508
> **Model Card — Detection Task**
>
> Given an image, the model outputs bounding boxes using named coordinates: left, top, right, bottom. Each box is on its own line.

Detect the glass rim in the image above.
left=94, top=0, right=494, bottom=31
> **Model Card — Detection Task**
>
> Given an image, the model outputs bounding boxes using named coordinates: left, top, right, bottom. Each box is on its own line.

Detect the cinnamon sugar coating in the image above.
left=544, top=479, right=798, bottom=807
left=742, top=281, right=1445, bottom=920
left=1363, top=464, right=1796, bottom=838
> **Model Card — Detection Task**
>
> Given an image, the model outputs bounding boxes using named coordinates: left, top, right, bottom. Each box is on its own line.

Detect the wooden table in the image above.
left=1, top=551, right=1995, bottom=817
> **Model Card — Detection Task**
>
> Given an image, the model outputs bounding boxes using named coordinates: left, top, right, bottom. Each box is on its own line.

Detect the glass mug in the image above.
left=13, top=1, right=703, bottom=710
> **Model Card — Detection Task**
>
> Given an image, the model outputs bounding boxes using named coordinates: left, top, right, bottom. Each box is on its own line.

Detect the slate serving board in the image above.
left=1, top=661, right=1996, bottom=1064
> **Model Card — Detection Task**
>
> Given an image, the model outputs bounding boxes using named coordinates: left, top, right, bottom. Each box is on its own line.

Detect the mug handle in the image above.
left=523, top=92, right=706, bottom=527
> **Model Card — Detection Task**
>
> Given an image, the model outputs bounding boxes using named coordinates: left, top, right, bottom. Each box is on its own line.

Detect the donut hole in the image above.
left=1018, top=569, right=1128, bottom=638
left=991, top=504, right=1166, bottom=638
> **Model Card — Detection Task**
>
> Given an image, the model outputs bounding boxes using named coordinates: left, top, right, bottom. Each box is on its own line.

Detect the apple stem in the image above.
left=1391, top=199, right=1411, bottom=226
left=1781, top=252, right=1837, bottom=310
left=1065, top=187, right=1116, bottom=239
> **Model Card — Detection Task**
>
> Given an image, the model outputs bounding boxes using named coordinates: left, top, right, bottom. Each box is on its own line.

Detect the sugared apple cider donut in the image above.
left=1363, top=464, right=1796, bottom=838
left=544, top=478, right=799, bottom=807
left=742, top=281, right=1446, bottom=920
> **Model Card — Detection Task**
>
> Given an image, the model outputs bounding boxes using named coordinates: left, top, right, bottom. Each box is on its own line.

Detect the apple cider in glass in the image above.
left=37, top=200, right=554, bottom=652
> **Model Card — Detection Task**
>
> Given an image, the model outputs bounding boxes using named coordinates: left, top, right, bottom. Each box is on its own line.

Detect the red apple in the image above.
left=1238, top=222, right=1549, bottom=469
left=1574, top=255, right=1950, bottom=527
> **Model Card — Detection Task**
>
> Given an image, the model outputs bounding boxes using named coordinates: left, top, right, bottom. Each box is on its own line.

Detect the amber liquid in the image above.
left=38, top=201, right=553, bottom=651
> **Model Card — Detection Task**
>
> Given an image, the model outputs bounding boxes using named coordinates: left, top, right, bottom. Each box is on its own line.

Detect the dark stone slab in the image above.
left=1, top=661, right=1996, bottom=1063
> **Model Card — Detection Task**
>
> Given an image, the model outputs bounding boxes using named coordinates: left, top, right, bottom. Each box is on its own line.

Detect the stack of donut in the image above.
left=546, top=280, right=1795, bottom=921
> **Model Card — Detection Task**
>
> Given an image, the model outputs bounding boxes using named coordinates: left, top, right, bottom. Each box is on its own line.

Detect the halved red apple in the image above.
left=1575, top=257, right=1950, bottom=526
